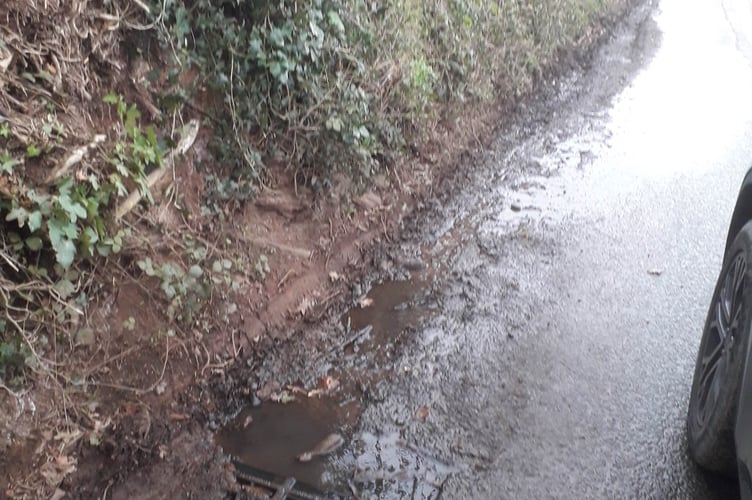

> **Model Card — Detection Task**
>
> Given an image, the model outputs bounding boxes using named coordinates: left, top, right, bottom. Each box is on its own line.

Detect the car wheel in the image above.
left=688, top=221, right=752, bottom=475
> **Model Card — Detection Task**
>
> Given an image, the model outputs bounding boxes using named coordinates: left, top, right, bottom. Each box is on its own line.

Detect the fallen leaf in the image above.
left=40, top=455, right=77, bottom=487
left=358, top=297, right=374, bottom=308
left=321, top=376, right=340, bottom=391
left=415, top=405, right=430, bottom=422
left=329, top=271, right=342, bottom=282
left=270, top=391, right=296, bottom=404
left=297, top=433, right=345, bottom=462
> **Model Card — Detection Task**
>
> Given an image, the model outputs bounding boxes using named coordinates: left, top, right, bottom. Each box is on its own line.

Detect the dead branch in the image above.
left=45, top=134, right=106, bottom=184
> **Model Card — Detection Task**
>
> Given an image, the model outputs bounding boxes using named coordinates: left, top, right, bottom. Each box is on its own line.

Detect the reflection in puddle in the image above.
left=344, top=432, right=459, bottom=499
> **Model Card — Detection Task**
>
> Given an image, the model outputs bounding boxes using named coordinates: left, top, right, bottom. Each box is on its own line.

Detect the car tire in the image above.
left=687, top=221, right=752, bottom=475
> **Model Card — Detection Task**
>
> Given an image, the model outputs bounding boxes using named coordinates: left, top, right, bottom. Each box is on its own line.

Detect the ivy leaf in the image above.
left=28, top=211, right=43, bottom=232
left=5, top=206, right=29, bottom=226
left=48, top=217, right=79, bottom=268
left=58, top=193, right=87, bottom=223
left=53, top=238, right=76, bottom=268
left=269, top=27, right=286, bottom=48
left=269, top=61, right=282, bottom=78
left=189, top=265, right=203, bottom=278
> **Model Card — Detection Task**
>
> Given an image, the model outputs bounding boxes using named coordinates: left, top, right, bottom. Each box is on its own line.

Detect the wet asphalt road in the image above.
left=334, top=0, right=752, bottom=498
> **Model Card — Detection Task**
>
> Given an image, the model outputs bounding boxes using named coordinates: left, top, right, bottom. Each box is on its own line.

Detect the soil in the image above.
left=0, top=2, right=641, bottom=498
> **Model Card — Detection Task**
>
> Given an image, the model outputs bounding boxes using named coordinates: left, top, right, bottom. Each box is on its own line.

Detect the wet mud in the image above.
left=217, top=275, right=441, bottom=496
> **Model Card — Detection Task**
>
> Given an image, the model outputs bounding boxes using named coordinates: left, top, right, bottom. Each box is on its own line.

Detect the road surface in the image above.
left=331, top=0, right=752, bottom=497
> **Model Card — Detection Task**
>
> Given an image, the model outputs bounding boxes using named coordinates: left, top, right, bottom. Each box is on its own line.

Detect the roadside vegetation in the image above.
left=0, top=0, right=627, bottom=495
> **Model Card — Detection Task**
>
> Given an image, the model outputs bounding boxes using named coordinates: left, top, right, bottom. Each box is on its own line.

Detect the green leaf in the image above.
left=96, top=244, right=112, bottom=257
left=269, top=28, right=286, bottom=48
left=83, top=226, right=99, bottom=245
left=269, top=61, right=282, bottom=78
left=327, top=11, right=345, bottom=33
left=188, top=265, right=203, bottom=278
left=53, top=239, right=76, bottom=268
left=28, top=211, right=43, bottom=232
left=326, top=116, right=343, bottom=132
left=125, top=104, right=141, bottom=134
left=137, top=258, right=156, bottom=276
left=6, top=206, right=29, bottom=226
left=54, top=279, right=76, bottom=299
left=103, top=91, right=119, bottom=105
left=58, top=194, right=87, bottom=222
left=0, top=151, right=20, bottom=174
left=26, top=144, right=42, bottom=158
left=48, top=217, right=78, bottom=243
left=25, top=236, right=43, bottom=251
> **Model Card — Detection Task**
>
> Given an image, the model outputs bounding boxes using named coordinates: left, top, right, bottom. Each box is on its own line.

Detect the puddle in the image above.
left=216, top=397, right=352, bottom=491
left=343, top=279, right=433, bottom=342
left=218, top=278, right=444, bottom=494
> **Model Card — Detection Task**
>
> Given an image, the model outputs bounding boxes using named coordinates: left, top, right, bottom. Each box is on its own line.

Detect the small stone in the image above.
left=510, top=203, right=522, bottom=212
left=400, top=257, right=426, bottom=272
left=256, top=380, right=281, bottom=400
